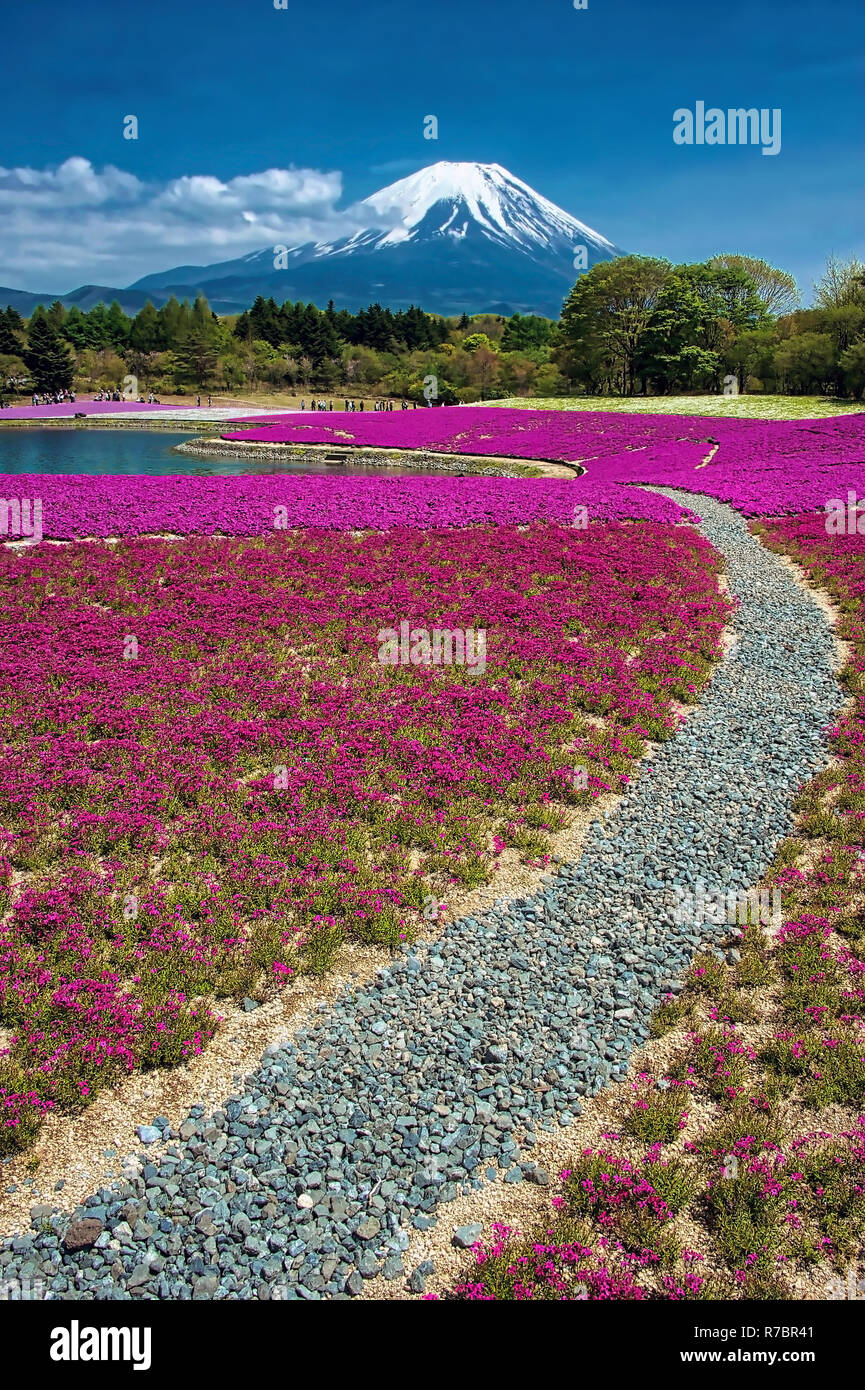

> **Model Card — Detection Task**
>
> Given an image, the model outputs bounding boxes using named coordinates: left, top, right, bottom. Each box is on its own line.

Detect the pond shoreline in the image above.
left=174, top=435, right=582, bottom=479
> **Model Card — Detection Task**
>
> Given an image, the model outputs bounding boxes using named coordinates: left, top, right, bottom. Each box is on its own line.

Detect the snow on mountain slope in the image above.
left=353, top=161, right=617, bottom=258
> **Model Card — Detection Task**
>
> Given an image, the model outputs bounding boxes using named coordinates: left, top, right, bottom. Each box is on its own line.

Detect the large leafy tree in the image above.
left=557, top=255, right=672, bottom=394
left=774, top=332, right=836, bottom=393
left=840, top=341, right=865, bottom=399
left=710, top=254, right=799, bottom=317
left=815, top=256, right=865, bottom=310
left=501, top=313, right=554, bottom=353
left=642, top=264, right=764, bottom=392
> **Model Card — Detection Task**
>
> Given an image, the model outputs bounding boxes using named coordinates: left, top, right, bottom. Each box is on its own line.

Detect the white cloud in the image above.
left=0, top=157, right=361, bottom=290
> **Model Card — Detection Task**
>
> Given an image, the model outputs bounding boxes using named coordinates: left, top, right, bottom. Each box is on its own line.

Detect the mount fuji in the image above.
left=0, top=162, right=623, bottom=319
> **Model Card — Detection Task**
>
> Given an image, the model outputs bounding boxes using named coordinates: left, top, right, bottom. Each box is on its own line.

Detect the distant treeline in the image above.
left=2, top=251, right=863, bottom=399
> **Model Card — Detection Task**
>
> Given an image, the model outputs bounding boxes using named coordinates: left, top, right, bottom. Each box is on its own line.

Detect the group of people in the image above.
left=26, top=388, right=171, bottom=407
left=31, top=389, right=76, bottom=406
left=300, top=398, right=423, bottom=412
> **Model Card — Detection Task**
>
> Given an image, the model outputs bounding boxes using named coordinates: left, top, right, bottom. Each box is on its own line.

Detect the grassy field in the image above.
left=168, top=392, right=864, bottom=420
left=489, top=395, right=863, bottom=420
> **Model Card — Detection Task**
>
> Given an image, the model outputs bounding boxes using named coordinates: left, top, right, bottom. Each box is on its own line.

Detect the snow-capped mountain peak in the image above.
left=352, top=161, right=617, bottom=257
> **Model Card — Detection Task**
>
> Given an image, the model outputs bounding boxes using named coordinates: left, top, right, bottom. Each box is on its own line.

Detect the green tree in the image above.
left=501, top=313, right=554, bottom=354
left=839, top=341, right=865, bottom=399
left=106, top=301, right=131, bottom=348
left=641, top=264, right=761, bottom=392
left=461, top=332, right=498, bottom=354
left=172, top=295, right=220, bottom=386
left=774, top=332, right=835, bottom=393
left=83, top=302, right=112, bottom=348
left=709, top=254, right=799, bottom=316
left=24, top=308, right=74, bottom=391
left=0, top=309, right=23, bottom=356
left=558, top=255, right=672, bottom=394
left=61, top=305, right=90, bottom=349
left=815, top=255, right=865, bottom=310
left=157, top=295, right=186, bottom=347
left=726, top=326, right=779, bottom=392
left=129, top=302, right=162, bottom=353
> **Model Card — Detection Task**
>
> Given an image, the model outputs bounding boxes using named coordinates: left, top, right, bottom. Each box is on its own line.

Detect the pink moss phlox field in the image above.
left=6, top=408, right=863, bottom=540
left=0, top=472, right=691, bottom=540
left=759, top=512, right=865, bottom=856
left=226, top=406, right=865, bottom=519
left=0, top=522, right=729, bottom=1146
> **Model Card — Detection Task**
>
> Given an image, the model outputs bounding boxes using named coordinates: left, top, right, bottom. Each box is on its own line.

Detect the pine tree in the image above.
left=62, top=305, right=90, bottom=349
left=233, top=310, right=253, bottom=344
left=174, top=295, right=220, bottom=385
left=106, top=301, right=131, bottom=348
left=129, top=302, right=162, bottom=352
left=83, top=302, right=111, bottom=348
left=249, top=296, right=281, bottom=347
left=0, top=309, right=22, bottom=357
left=24, top=308, right=74, bottom=391
left=157, top=296, right=184, bottom=347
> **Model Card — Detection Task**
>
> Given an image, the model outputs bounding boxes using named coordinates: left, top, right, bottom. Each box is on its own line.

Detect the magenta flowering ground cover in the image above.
left=0, top=521, right=729, bottom=1150
left=4, top=408, right=863, bottom=541
left=224, top=405, right=865, bottom=519
left=0, top=471, right=695, bottom=539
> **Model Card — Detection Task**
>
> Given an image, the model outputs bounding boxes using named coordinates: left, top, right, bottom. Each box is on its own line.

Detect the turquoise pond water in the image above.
left=0, top=428, right=429, bottom=477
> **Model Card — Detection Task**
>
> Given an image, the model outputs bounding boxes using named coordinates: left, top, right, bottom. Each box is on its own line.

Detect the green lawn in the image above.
left=488, top=395, right=863, bottom=420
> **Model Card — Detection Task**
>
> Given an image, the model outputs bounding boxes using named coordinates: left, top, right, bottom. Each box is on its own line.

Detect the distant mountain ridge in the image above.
left=0, top=162, right=623, bottom=319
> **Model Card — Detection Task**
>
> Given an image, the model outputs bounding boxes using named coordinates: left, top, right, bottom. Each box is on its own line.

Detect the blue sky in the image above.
left=0, top=0, right=862, bottom=302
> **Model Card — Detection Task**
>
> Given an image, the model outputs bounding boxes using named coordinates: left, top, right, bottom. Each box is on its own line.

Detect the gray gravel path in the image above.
left=0, top=491, right=844, bottom=1301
